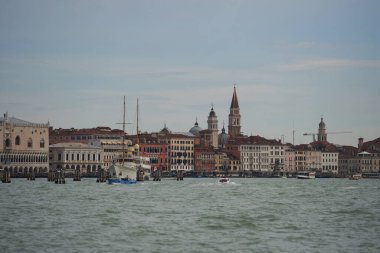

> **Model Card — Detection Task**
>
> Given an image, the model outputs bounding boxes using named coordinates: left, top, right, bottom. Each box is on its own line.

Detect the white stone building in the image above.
left=239, top=136, right=285, bottom=173
left=321, top=152, right=339, bottom=174
left=168, top=133, right=194, bottom=171
left=49, top=143, right=103, bottom=174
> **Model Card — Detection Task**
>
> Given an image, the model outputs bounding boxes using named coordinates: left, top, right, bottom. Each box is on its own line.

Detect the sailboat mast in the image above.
left=122, top=96, right=126, bottom=164
left=136, top=98, right=140, bottom=144
left=137, top=98, right=139, bottom=135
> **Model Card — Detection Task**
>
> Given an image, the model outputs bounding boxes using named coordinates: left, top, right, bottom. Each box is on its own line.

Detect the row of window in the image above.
left=170, top=146, right=194, bottom=151
left=56, top=153, right=101, bottom=161
left=4, top=137, right=45, bottom=148
left=55, top=135, right=122, bottom=140
left=0, top=154, right=48, bottom=164
left=171, top=140, right=194, bottom=145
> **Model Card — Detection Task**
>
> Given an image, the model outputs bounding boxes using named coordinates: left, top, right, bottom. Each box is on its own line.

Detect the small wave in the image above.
left=341, top=186, right=358, bottom=190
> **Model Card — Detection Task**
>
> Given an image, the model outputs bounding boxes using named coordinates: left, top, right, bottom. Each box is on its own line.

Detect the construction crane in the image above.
left=303, top=131, right=352, bottom=142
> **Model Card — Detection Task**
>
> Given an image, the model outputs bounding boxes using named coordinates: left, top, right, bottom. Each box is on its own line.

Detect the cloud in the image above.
left=280, top=58, right=380, bottom=71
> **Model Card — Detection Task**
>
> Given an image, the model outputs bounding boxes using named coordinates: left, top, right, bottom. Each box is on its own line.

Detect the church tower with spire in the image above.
left=207, top=105, right=218, bottom=148
left=228, top=85, right=241, bottom=138
left=317, top=116, right=327, bottom=142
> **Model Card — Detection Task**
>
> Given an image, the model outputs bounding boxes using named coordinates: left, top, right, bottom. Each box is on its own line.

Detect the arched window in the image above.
left=15, top=136, right=21, bottom=145
left=40, top=139, right=45, bottom=148
left=27, top=138, right=33, bottom=148
left=5, top=138, right=11, bottom=148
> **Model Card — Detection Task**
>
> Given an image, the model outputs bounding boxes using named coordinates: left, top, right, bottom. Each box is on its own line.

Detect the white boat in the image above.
left=349, top=174, right=362, bottom=180
left=219, top=177, right=230, bottom=183
left=296, top=171, right=316, bottom=179
left=107, top=96, right=151, bottom=184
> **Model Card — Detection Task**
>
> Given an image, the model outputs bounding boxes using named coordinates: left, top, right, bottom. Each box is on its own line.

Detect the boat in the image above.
left=218, top=177, right=230, bottom=183
left=107, top=96, right=150, bottom=185
left=349, top=174, right=362, bottom=180
left=296, top=171, right=316, bottom=179
left=107, top=146, right=139, bottom=184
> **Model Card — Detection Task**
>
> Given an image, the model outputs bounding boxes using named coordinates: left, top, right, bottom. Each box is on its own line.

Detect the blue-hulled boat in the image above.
left=107, top=177, right=137, bottom=184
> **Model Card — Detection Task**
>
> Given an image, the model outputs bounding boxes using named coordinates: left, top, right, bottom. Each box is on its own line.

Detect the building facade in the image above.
left=49, top=126, right=124, bottom=145
left=90, top=139, right=132, bottom=169
left=239, top=136, right=285, bottom=173
left=0, top=113, right=49, bottom=175
left=168, top=133, right=195, bottom=171
left=49, top=143, right=103, bottom=174
left=321, top=152, right=339, bottom=174
left=129, top=133, right=169, bottom=172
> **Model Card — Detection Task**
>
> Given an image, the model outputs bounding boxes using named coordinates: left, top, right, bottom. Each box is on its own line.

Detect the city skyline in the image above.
left=1, top=0, right=380, bottom=146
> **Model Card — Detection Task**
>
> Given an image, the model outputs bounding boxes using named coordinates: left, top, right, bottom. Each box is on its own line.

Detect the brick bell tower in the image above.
left=228, top=85, right=241, bottom=138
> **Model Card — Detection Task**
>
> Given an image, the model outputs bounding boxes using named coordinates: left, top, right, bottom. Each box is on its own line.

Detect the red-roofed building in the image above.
left=49, top=126, right=125, bottom=145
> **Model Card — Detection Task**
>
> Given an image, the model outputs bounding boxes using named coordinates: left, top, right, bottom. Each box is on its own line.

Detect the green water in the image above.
left=0, top=178, right=379, bottom=253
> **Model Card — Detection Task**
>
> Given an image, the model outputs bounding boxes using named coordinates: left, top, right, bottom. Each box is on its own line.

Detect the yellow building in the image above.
left=0, top=112, right=49, bottom=175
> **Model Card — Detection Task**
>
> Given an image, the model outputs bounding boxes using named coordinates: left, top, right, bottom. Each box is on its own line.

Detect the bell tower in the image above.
left=317, top=116, right=327, bottom=142
left=207, top=105, right=218, bottom=148
left=228, top=85, right=241, bottom=138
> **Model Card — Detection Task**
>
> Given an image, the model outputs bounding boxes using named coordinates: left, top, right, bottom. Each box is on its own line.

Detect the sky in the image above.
left=0, top=0, right=379, bottom=146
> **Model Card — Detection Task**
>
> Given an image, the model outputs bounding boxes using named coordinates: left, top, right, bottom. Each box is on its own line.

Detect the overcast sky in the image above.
left=1, top=0, right=379, bottom=146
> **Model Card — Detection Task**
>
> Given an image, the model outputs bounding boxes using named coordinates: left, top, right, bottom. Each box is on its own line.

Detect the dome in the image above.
left=218, top=126, right=229, bottom=148
left=160, top=124, right=171, bottom=134
left=189, top=120, right=202, bottom=136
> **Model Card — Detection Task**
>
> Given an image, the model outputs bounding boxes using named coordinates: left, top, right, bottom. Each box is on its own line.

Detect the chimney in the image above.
left=358, top=137, right=364, bottom=150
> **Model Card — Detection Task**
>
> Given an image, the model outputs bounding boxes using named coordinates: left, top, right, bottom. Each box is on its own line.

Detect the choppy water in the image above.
left=1, top=178, right=379, bottom=253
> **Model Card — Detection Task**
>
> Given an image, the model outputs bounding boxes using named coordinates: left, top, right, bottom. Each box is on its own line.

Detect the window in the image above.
left=40, top=139, right=45, bottom=148
left=5, top=138, right=11, bottom=147
left=28, top=138, right=33, bottom=148
left=15, top=136, right=21, bottom=145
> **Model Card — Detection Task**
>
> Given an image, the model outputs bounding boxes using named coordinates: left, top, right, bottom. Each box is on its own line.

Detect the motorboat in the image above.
left=296, top=171, right=316, bottom=179
left=219, top=177, right=230, bottom=183
left=349, top=174, right=362, bottom=180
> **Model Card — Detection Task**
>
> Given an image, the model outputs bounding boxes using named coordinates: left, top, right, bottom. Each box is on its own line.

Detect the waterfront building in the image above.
left=239, top=136, right=285, bottom=173
left=0, top=112, right=49, bottom=175
left=228, top=86, right=241, bottom=138
left=284, top=145, right=322, bottom=173
left=227, top=153, right=240, bottom=173
left=49, top=142, right=103, bottom=174
left=284, top=148, right=296, bottom=173
left=194, top=146, right=216, bottom=173
left=49, top=126, right=124, bottom=145
left=321, top=151, right=339, bottom=174
left=129, top=133, right=169, bottom=172
left=168, top=133, right=195, bottom=171
left=90, top=139, right=132, bottom=169
left=357, top=137, right=380, bottom=174
left=309, top=141, right=339, bottom=174
left=224, top=135, right=286, bottom=175
left=337, top=145, right=359, bottom=177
